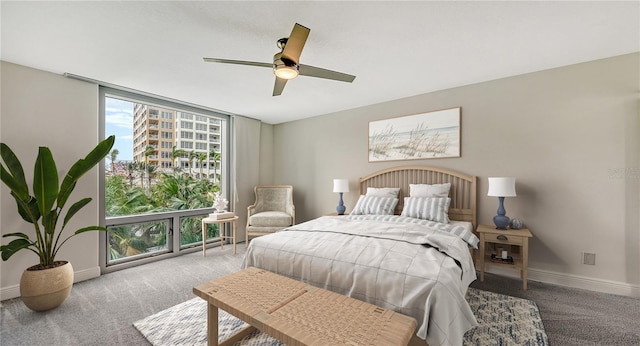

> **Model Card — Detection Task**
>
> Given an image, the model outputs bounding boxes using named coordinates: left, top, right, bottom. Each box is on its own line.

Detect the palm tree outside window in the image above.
left=101, top=89, right=230, bottom=272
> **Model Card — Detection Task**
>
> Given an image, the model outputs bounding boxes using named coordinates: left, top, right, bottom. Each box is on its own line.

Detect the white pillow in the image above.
left=350, top=195, right=398, bottom=215
left=409, top=183, right=451, bottom=197
left=366, top=187, right=400, bottom=198
left=400, top=197, right=451, bottom=223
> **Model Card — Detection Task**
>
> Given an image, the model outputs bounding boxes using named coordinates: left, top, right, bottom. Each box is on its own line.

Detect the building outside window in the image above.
left=102, top=89, right=229, bottom=272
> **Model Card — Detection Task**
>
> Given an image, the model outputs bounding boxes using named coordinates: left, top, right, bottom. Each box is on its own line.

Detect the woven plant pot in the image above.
left=20, top=261, right=74, bottom=312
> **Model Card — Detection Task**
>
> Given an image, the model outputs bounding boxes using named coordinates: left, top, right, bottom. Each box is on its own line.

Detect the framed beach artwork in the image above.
left=368, top=107, right=461, bottom=162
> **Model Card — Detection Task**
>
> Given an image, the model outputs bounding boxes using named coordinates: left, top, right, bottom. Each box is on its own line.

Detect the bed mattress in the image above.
left=242, top=215, right=478, bottom=345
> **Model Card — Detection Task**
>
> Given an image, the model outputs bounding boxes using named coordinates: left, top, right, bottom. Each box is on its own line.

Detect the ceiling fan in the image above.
left=203, top=23, right=356, bottom=96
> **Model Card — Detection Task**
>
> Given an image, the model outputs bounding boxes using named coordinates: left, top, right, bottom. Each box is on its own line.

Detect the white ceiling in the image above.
left=2, top=1, right=638, bottom=124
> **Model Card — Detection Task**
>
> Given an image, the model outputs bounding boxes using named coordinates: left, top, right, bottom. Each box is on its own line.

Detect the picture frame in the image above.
left=368, top=107, right=461, bottom=162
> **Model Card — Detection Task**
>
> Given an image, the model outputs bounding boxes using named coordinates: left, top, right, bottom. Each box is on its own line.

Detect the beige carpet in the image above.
left=2, top=249, right=638, bottom=345
left=134, top=287, right=549, bottom=345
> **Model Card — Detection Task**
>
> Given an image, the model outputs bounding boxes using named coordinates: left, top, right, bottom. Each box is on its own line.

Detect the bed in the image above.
left=242, top=165, right=478, bottom=345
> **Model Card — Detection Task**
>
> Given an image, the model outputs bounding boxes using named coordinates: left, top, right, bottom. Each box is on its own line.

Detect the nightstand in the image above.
left=476, top=224, right=533, bottom=290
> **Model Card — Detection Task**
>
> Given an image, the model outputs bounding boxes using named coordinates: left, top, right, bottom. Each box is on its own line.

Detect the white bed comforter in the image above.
left=242, top=216, right=478, bottom=346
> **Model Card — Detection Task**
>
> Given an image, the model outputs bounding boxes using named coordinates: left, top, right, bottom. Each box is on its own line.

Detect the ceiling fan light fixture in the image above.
left=274, top=64, right=299, bottom=80
left=203, top=23, right=355, bottom=95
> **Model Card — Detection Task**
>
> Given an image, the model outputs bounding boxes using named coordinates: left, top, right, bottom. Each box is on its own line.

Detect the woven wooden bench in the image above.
left=193, top=267, right=417, bottom=346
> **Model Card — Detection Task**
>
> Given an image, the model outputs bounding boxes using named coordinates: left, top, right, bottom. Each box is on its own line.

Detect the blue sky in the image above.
left=105, top=97, right=134, bottom=161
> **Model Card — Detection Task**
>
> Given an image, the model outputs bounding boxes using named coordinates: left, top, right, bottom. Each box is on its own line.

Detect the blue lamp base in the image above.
left=493, top=215, right=510, bottom=230
left=493, top=196, right=510, bottom=229
left=336, top=192, right=346, bottom=215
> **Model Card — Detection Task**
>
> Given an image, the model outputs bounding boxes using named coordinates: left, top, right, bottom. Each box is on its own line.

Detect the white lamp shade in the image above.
left=333, top=179, right=349, bottom=193
left=487, top=177, right=516, bottom=197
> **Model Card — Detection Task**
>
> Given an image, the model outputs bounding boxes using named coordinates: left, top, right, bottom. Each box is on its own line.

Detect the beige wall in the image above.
left=1, top=61, right=102, bottom=299
left=2, top=53, right=638, bottom=299
left=271, top=53, right=640, bottom=296
left=259, top=123, right=275, bottom=185
left=0, top=62, right=282, bottom=299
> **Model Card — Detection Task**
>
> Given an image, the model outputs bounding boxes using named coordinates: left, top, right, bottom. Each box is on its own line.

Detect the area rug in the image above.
left=134, top=287, right=549, bottom=345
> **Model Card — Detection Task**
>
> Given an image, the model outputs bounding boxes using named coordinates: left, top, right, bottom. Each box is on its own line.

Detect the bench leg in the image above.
left=208, top=303, right=257, bottom=346
left=408, top=333, right=429, bottom=346
left=207, top=304, right=218, bottom=346
left=219, top=325, right=257, bottom=346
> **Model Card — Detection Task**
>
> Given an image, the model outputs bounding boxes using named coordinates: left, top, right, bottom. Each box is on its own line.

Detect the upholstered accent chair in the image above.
left=246, top=185, right=295, bottom=246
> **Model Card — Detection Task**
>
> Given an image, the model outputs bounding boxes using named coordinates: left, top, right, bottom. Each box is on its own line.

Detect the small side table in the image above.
left=477, top=224, right=533, bottom=290
left=201, top=216, right=239, bottom=256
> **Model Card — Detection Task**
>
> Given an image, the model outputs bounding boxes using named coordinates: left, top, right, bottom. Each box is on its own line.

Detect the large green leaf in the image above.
left=11, top=193, right=40, bottom=224
left=58, top=135, right=115, bottom=208
left=42, top=209, right=58, bottom=237
left=74, top=225, right=108, bottom=235
left=84, top=135, right=116, bottom=166
left=42, top=209, right=58, bottom=262
left=33, top=147, right=58, bottom=217
left=2, top=232, right=31, bottom=239
left=0, top=238, right=32, bottom=261
left=62, top=197, right=92, bottom=228
left=0, top=143, right=29, bottom=199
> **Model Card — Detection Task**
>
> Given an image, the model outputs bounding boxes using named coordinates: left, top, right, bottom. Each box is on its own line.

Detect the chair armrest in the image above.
left=287, top=205, right=295, bottom=225
left=247, top=204, right=257, bottom=217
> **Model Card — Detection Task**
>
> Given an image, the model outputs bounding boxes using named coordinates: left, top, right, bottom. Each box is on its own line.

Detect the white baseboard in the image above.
left=4, top=264, right=638, bottom=301
left=74, top=265, right=101, bottom=283
left=1, top=285, right=20, bottom=301
left=484, top=264, right=640, bottom=298
left=0, top=266, right=101, bottom=301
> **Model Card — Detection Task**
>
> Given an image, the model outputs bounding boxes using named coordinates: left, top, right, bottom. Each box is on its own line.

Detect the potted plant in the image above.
left=0, top=135, right=115, bottom=311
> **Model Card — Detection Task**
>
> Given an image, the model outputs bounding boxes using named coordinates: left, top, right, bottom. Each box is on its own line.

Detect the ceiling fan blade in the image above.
left=281, top=23, right=310, bottom=64
left=203, top=58, right=272, bottom=68
left=299, top=64, right=356, bottom=83
left=273, top=77, right=288, bottom=96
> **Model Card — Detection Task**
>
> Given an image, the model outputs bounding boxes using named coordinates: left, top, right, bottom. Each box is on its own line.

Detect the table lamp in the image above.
left=333, top=179, right=349, bottom=215
left=487, top=177, right=517, bottom=229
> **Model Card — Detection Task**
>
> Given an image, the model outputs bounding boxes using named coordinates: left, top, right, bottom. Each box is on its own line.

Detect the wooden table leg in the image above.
left=232, top=220, right=237, bottom=254
left=202, top=220, right=207, bottom=257
left=220, top=222, right=225, bottom=250
left=479, top=232, right=486, bottom=282
left=522, top=238, right=529, bottom=290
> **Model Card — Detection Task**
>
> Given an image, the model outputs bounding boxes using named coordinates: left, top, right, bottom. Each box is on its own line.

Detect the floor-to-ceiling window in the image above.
left=99, top=87, right=230, bottom=272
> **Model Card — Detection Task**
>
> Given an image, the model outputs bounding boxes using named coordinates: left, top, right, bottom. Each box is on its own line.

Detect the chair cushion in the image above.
left=249, top=211, right=292, bottom=227
left=246, top=226, right=288, bottom=234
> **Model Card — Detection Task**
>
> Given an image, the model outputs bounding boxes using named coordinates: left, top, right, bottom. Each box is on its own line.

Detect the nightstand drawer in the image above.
left=485, top=233, right=523, bottom=245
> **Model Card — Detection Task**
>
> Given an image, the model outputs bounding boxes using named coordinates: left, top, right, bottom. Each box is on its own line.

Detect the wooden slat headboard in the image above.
left=359, top=165, right=477, bottom=227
